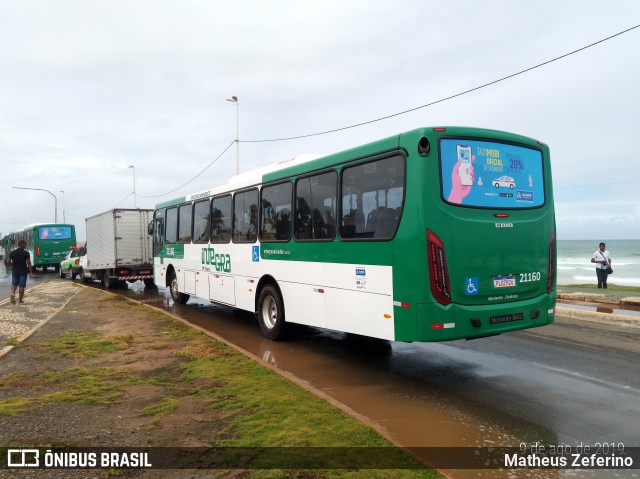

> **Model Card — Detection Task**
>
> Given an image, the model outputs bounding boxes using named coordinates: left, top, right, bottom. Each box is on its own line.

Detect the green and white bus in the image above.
left=150, top=127, right=556, bottom=342
left=4, top=224, right=77, bottom=271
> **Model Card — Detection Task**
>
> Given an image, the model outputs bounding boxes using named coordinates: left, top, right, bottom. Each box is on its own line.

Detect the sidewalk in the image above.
left=0, top=281, right=80, bottom=358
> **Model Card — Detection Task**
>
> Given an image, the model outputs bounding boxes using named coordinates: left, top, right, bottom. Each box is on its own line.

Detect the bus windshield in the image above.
left=440, top=138, right=545, bottom=208
left=38, top=226, right=73, bottom=240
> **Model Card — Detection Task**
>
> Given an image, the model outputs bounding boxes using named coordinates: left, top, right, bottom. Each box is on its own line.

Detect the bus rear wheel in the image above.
left=169, top=272, right=189, bottom=304
left=257, top=285, right=287, bottom=340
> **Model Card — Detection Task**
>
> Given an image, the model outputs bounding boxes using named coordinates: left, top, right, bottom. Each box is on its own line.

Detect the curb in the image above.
left=556, top=291, right=640, bottom=328
left=558, top=291, right=640, bottom=307
left=556, top=307, right=640, bottom=328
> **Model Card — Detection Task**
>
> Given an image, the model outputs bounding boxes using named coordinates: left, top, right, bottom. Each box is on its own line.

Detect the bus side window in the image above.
left=178, top=203, right=193, bottom=243
left=340, top=156, right=405, bottom=240
left=295, top=171, right=336, bottom=241
left=154, top=219, right=164, bottom=244
left=233, top=189, right=258, bottom=243
left=192, top=199, right=210, bottom=244
left=260, top=182, right=292, bottom=242
left=165, top=208, right=178, bottom=244
left=211, top=195, right=232, bottom=243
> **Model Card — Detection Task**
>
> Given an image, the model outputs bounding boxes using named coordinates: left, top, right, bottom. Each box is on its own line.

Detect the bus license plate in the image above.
left=489, top=313, right=524, bottom=324
left=493, top=275, right=516, bottom=288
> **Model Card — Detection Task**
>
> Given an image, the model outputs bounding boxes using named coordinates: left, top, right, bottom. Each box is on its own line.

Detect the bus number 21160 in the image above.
left=520, top=271, right=541, bottom=282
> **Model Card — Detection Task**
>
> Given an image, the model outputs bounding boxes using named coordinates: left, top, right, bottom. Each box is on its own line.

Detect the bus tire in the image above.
left=257, top=285, right=287, bottom=340
left=169, top=272, right=189, bottom=304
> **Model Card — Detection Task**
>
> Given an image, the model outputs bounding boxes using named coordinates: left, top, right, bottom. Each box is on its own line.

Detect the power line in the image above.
left=137, top=140, right=235, bottom=198
left=113, top=191, right=133, bottom=208
left=241, top=24, right=640, bottom=143
left=138, top=24, right=639, bottom=199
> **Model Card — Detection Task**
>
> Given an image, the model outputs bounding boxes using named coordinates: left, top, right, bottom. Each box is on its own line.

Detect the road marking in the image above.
left=533, top=362, right=640, bottom=394
left=518, top=332, right=603, bottom=350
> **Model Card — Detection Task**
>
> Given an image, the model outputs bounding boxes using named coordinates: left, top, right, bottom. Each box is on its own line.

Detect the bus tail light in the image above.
left=547, top=231, right=556, bottom=293
left=35, top=245, right=41, bottom=257
left=427, top=229, right=452, bottom=306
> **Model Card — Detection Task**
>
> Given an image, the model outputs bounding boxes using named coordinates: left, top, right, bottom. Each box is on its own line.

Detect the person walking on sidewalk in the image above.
left=591, top=242, right=612, bottom=289
left=8, top=240, right=33, bottom=304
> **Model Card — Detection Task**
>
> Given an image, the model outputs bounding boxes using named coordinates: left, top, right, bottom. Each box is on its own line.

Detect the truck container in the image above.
left=79, top=209, right=155, bottom=289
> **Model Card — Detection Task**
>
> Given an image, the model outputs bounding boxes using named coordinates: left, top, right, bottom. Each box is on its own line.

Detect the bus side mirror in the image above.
left=148, top=222, right=154, bottom=236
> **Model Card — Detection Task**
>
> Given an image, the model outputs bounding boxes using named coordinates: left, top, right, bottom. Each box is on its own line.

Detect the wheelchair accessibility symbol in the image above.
left=465, top=277, right=479, bottom=295
left=252, top=246, right=260, bottom=262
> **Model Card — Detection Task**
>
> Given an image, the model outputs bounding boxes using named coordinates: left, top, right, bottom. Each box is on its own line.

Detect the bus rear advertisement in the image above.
left=149, top=126, right=556, bottom=342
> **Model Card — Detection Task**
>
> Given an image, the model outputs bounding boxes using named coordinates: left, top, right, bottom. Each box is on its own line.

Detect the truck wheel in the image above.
left=103, top=272, right=112, bottom=289
left=169, top=272, right=189, bottom=304
left=257, top=285, right=287, bottom=340
left=144, top=278, right=157, bottom=288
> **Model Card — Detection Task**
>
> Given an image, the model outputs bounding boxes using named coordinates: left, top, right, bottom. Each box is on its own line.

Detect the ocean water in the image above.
left=557, top=240, right=640, bottom=286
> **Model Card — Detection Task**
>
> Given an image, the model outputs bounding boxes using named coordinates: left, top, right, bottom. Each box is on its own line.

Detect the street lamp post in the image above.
left=226, top=95, right=239, bottom=175
left=13, top=187, right=58, bottom=223
left=128, top=165, right=137, bottom=208
left=60, top=190, right=66, bottom=223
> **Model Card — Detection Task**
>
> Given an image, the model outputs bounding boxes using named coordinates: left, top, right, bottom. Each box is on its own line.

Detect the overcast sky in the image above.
left=1, top=0, right=639, bottom=241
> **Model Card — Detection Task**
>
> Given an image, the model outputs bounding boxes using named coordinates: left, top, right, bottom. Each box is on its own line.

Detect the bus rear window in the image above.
left=440, top=139, right=545, bottom=209
left=38, top=226, right=72, bottom=240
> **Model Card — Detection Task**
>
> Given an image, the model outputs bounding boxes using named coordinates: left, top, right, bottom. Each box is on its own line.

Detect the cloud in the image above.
left=1, top=1, right=639, bottom=241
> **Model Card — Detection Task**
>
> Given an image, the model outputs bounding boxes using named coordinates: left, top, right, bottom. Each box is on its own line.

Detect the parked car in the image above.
left=493, top=175, right=516, bottom=189
left=59, top=248, right=84, bottom=280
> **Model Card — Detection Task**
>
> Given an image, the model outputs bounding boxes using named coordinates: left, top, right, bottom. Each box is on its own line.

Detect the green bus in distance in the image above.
left=4, top=224, right=77, bottom=272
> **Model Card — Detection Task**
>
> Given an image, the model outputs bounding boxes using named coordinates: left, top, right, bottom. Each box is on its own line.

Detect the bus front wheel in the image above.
left=169, top=272, right=189, bottom=304
left=257, top=285, right=286, bottom=340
